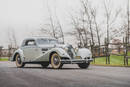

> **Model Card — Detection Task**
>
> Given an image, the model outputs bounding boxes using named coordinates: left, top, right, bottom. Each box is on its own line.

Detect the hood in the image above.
left=56, top=44, right=72, bottom=48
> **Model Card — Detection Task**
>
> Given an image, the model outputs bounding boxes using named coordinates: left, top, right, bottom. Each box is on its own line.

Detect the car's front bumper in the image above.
left=61, top=58, right=93, bottom=64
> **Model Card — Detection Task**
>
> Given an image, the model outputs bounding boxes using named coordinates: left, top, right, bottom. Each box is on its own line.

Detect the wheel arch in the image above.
left=48, top=48, right=71, bottom=64
left=13, top=52, right=19, bottom=61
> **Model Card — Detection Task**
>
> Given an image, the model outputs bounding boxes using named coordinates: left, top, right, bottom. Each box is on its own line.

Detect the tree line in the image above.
left=7, top=0, right=130, bottom=49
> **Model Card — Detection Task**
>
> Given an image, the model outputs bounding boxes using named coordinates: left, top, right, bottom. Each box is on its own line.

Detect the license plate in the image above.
left=76, top=56, right=81, bottom=59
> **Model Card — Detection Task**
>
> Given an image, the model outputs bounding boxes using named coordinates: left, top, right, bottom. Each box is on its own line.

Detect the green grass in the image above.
left=0, top=58, right=8, bottom=61
left=127, top=52, right=130, bottom=56
left=91, top=55, right=130, bottom=66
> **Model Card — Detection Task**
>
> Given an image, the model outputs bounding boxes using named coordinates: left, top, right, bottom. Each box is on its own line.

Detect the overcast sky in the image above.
left=0, top=0, right=128, bottom=48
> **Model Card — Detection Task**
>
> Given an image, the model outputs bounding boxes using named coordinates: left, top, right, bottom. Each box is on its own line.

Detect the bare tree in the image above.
left=91, top=8, right=101, bottom=46
left=7, top=28, right=18, bottom=57
left=127, top=0, right=130, bottom=43
left=104, top=0, right=121, bottom=43
left=48, top=6, right=57, bottom=39
left=80, top=11, right=89, bottom=47
left=70, top=15, right=84, bottom=47
left=114, top=0, right=129, bottom=41
left=55, top=14, right=65, bottom=43
left=68, top=0, right=97, bottom=47
left=7, top=28, right=18, bottom=49
left=40, top=3, right=57, bottom=39
left=81, top=0, right=95, bottom=46
left=40, top=3, right=65, bottom=43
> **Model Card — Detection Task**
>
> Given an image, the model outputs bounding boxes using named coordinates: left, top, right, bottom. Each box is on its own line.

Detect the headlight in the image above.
left=89, top=53, right=92, bottom=58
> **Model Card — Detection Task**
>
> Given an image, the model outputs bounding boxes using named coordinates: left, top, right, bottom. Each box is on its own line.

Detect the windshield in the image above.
left=37, top=38, right=58, bottom=45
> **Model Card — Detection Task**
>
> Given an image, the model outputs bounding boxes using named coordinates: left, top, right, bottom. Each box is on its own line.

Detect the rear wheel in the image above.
left=78, top=62, right=90, bottom=69
left=15, top=54, right=25, bottom=68
left=51, top=53, right=63, bottom=69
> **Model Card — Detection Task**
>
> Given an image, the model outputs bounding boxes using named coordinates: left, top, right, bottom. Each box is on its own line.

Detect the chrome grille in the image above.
left=67, top=49, right=73, bottom=58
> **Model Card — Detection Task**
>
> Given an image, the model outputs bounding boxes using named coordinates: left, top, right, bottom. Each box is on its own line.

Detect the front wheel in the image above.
left=51, top=53, right=63, bottom=69
left=15, top=54, right=25, bottom=68
left=78, top=62, right=90, bottom=69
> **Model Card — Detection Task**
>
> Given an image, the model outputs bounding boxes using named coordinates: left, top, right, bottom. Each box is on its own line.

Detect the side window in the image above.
left=25, top=40, right=36, bottom=46
left=37, top=39, right=49, bottom=44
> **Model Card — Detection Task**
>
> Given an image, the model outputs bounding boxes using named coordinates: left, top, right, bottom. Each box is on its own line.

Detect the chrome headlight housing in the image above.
left=63, top=45, right=76, bottom=58
left=64, top=47, right=69, bottom=52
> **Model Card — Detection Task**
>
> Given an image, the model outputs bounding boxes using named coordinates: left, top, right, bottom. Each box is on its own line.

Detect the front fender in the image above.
left=10, top=49, right=25, bottom=62
left=49, top=48, right=70, bottom=58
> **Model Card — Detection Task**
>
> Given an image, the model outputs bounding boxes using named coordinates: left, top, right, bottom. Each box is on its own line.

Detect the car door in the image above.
left=22, top=39, right=40, bottom=61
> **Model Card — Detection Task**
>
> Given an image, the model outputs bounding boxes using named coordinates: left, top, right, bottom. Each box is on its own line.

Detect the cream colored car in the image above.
left=10, top=37, right=93, bottom=69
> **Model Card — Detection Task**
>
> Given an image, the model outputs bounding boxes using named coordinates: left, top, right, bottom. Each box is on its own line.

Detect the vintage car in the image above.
left=10, top=37, right=93, bottom=69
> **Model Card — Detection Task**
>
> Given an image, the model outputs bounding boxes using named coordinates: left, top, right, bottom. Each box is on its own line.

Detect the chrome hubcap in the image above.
left=53, top=56, right=60, bottom=65
left=17, top=56, right=21, bottom=64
